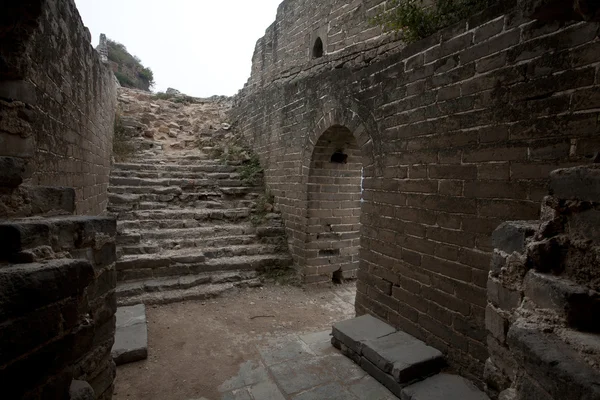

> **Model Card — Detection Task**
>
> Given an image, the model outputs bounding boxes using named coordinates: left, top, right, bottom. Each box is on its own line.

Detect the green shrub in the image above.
left=114, top=71, right=135, bottom=88
left=107, top=39, right=155, bottom=90
left=153, top=92, right=176, bottom=101
left=372, top=0, right=487, bottom=42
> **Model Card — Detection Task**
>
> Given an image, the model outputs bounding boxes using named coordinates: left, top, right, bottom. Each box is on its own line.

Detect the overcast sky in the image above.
left=75, top=0, right=282, bottom=97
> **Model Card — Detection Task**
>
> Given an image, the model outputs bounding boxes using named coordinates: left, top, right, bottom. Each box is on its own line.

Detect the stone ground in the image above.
left=112, top=282, right=397, bottom=400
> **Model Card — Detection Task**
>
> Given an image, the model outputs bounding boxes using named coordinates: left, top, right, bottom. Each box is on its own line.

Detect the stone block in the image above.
left=0, top=259, right=94, bottom=320
left=400, top=373, right=490, bottom=400
left=362, top=331, right=444, bottom=383
left=487, top=278, right=523, bottom=311
left=70, top=380, right=95, bottom=400
left=523, top=271, right=600, bottom=331
left=0, top=156, right=26, bottom=188
left=485, top=305, right=509, bottom=343
left=360, top=357, right=404, bottom=398
left=332, top=314, right=396, bottom=354
left=549, top=165, right=600, bottom=203
left=492, top=221, right=538, bottom=254
left=507, top=321, right=600, bottom=400
left=111, top=304, right=148, bottom=365
left=0, top=80, right=38, bottom=104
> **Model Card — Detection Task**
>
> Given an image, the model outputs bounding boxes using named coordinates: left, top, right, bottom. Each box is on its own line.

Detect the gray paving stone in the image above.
left=332, top=315, right=396, bottom=354
left=269, top=356, right=337, bottom=395
left=291, top=382, right=359, bottom=400
left=112, top=304, right=148, bottom=365
left=400, top=374, right=490, bottom=400
left=300, top=330, right=336, bottom=356
left=259, top=337, right=314, bottom=366
left=349, top=376, right=397, bottom=400
left=249, top=380, right=286, bottom=400
left=221, top=388, right=252, bottom=400
left=218, top=360, right=270, bottom=392
left=321, top=353, right=367, bottom=382
left=362, top=331, right=444, bottom=383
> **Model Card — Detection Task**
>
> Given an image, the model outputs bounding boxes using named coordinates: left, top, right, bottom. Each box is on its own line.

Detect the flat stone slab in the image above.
left=332, top=315, right=396, bottom=354
left=401, top=374, right=490, bottom=400
left=363, top=331, right=444, bottom=383
left=112, top=304, right=148, bottom=365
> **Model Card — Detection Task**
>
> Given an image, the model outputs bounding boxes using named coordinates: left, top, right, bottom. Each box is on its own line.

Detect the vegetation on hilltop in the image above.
left=107, top=39, right=155, bottom=91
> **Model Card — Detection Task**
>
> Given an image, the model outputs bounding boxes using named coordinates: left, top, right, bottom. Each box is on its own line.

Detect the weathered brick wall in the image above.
left=0, top=0, right=117, bottom=216
left=485, top=165, right=600, bottom=399
left=233, top=0, right=600, bottom=384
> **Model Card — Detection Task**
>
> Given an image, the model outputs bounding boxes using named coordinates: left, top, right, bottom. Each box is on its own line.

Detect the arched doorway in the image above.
left=306, top=125, right=362, bottom=283
left=312, top=37, right=324, bottom=58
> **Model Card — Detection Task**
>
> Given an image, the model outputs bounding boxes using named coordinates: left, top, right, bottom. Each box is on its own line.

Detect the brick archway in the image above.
left=304, top=125, right=363, bottom=283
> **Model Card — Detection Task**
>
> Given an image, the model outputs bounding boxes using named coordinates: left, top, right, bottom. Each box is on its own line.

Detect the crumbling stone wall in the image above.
left=485, top=165, right=600, bottom=399
left=233, top=0, right=600, bottom=383
left=0, top=0, right=117, bottom=216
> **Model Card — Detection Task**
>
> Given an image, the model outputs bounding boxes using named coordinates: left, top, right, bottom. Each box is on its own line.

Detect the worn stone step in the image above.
left=117, top=253, right=292, bottom=281
left=332, top=315, right=450, bottom=396
left=117, top=281, right=257, bottom=307
left=111, top=170, right=241, bottom=180
left=523, top=270, right=600, bottom=332
left=117, top=270, right=259, bottom=298
left=113, top=163, right=237, bottom=173
left=135, top=225, right=258, bottom=240
left=109, top=176, right=253, bottom=189
left=121, top=234, right=259, bottom=253
left=134, top=200, right=255, bottom=210
left=109, top=185, right=260, bottom=196
left=115, top=208, right=252, bottom=222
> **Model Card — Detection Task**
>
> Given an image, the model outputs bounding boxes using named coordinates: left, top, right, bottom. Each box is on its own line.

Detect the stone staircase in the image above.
left=108, top=156, right=292, bottom=306
left=332, top=315, right=490, bottom=400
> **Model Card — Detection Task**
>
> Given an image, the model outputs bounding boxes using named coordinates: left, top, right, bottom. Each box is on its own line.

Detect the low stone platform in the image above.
left=332, top=315, right=489, bottom=399
left=112, top=304, right=148, bottom=365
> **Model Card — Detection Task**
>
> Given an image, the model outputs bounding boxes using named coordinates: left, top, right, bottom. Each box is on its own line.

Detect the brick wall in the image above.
left=0, top=0, right=117, bottom=216
left=233, top=0, right=600, bottom=384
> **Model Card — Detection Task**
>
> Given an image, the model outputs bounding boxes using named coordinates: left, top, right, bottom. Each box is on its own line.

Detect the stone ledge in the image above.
left=549, top=165, right=600, bottom=203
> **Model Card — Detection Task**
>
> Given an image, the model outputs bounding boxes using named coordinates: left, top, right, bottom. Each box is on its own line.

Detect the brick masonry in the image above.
left=233, top=0, right=600, bottom=384
left=0, top=0, right=117, bottom=216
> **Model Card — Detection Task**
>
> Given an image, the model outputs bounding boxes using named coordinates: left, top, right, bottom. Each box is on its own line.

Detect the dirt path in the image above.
left=113, top=283, right=356, bottom=400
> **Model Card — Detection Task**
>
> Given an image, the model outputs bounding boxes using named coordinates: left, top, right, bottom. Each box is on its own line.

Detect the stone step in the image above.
left=119, top=243, right=281, bottom=260
left=113, top=162, right=237, bottom=173
left=1, top=185, right=76, bottom=219
left=523, top=271, right=600, bottom=332
left=117, top=270, right=259, bottom=298
left=117, top=281, right=256, bottom=307
left=119, top=234, right=259, bottom=254
left=108, top=185, right=260, bottom=196
left=107, top=193, right=258, bottom=209
left=133, top=224, right=258, bottom=240
left=114, top=208, right=252, bottom=222
left=116, top=252, right=292, bottom=281
left=111, top=170, right=241, bottom=180
left=331, top=315, right=488, bottom=399
left=109, top=176, right=252, bottom=188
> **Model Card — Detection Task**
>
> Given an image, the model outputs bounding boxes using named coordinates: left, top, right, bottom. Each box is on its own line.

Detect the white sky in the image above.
left=74, top=0, right=282, bottom=97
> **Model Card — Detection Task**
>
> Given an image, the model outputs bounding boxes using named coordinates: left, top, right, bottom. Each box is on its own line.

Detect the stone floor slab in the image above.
left=218, top=360, right=270, bottom=392
left=112, top=304, right=148, bottom=365
left=291, top=382, right=359, bottom=400
left=349, top=376, right=397, bottom=400
left=300, top=330, right=336, bottom=356
left=332, top=315, right=396, bottom=354
left=401, top=374, right=490, bottom=400
left=249, top=380, right=286, bottom=400
left=362, top=331, right=444, bottom=383
left=259, top=338, right=315, bottom=366
left=268, top=356, right=337, bottom=395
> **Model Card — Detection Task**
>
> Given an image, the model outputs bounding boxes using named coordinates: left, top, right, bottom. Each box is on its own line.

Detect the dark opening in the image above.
left=330, top=150, right=348, bottom=164
left=312, top=37, right=324, bottom=58
left=332, top=268, right=343, bottom=284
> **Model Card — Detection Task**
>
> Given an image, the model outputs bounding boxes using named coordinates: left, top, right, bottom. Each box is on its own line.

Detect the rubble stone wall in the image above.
left=234, top=0, right=600, bottom=383
left=485, top=165, right=600, bottom=400
left=0, top=0, right=117, bottom=216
